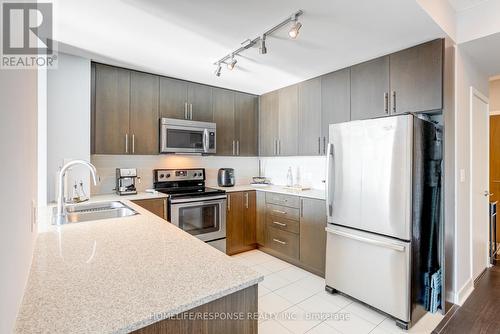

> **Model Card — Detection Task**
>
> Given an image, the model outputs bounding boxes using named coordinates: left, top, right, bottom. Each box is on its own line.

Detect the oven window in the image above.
left=178, top=203, right=219, bottom=235
left=167, top=129, right=203, bottom=149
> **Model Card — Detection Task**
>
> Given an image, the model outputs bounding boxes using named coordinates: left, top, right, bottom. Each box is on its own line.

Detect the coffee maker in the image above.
left=115, top=168, right=139, bottom=195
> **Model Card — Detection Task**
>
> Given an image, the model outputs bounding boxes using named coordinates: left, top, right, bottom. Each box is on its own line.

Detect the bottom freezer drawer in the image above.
left=325, top=225, right=410, bottom=322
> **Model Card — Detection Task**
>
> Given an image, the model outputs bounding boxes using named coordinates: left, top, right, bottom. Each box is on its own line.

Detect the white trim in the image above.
left=456, top=278, right=474, bottom=305
left=490, top=110, right=500, bottom=116
left=469, top=86, right=490, bottom=288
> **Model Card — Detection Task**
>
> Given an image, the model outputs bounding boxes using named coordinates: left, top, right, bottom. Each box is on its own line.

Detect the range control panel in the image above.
left=154, top=168, right=205, bottom=182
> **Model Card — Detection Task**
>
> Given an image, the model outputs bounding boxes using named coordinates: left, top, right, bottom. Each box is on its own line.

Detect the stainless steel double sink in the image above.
left=53, top=201, right=138, bottom=224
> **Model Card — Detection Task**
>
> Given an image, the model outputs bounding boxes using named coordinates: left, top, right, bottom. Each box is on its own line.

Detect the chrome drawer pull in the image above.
left=273, top=238, right=287, bottom=245
left=273, top=221, right=287, bottom=227
left=272, top=209, right=286, bottom=214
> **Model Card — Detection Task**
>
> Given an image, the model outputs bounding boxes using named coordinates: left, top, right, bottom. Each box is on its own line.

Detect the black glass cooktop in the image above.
left=155, top=186, right=225, bottom=199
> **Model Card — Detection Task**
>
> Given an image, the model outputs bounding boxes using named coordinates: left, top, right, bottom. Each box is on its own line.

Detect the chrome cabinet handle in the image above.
left=189, top=103, right=193, bottom=120
left=184, top=102, right=188, bottom=119
left=326, top=227, right=405, bottom=252
left=232, top=140, right=235, bottom=155
left=132, top=134, right=135, bottom=154
left=272, top=209, right=286, bottom=215
left=300, top=198, right=303, bottom=217
left=274, top=139, right=278, bottom=156
left=227, top=194, right=231, bottom=211
left=392, top=91, right=396, bottom=113
left=236, top=140, right=240, bottom=156
left=323, top=137, right=326, bottom=155
left=273, top=221, right=287, bottom=227
left=278, top=140, right=281, bottom=155
left=273, top=238, right=287, bottom=245
left=384, top=92, right=389, bottom=114
left=325, top=143, right=334, bottom=219
left=245, top=192, right=249, bottom=208
left=125, top=134, right=129, bottom=153
left=318, top=137, right=321, bottom=154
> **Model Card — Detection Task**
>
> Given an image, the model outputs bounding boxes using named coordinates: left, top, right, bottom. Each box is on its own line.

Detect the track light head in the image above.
left=227, top=56, right=237, bottom=70
left=214, top=63, right=222, bottom=77
left=288, top=19, right=302, bottom=39
left=259, top=35, right=267, bottom=55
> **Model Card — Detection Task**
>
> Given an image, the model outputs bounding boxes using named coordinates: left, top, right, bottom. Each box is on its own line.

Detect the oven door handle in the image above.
left=170, top=195, right=227, bottom=204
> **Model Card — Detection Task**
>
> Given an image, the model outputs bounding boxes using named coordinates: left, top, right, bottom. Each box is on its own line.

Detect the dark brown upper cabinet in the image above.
left=350, top=56, right=390, bottom=121
left=298, top=78, right=322, bottom=156
left=389, top=39, right=443, bottom=114
left=235, top=92, right=258, bottom=156
left=130, top=71, right=159, bottom=155
left=213, top=88, right=235, bottom=156
left=93, top=64, right=131, bottom=154
left=159, top=79, right=213, bottom=122
left=278, top=84, right=299, bottom=156
left=259, top=91, right=279, bottom=156
left=320, top=68, right=350, bottom=154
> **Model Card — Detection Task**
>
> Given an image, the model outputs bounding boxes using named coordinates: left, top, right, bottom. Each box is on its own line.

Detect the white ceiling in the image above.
left=54, top=0, right=445, bottom=95
left=460, top=32, right=500, bottom=77
left=447, top=0, right=490, bottom=12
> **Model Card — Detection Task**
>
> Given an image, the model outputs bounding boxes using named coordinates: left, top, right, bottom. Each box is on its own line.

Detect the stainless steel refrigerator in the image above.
left=324, top=114, right=442, bottom=330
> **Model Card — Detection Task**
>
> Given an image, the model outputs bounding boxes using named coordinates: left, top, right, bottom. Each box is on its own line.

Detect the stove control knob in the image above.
left=193, top=173, right=197, bottom=177
left=166, top=173, right=171, bottom=178
left=159, top=174, right=165, bottom=179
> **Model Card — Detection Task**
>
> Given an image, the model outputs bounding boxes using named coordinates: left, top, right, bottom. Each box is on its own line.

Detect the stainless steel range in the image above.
left=153, top=168, right=227, bottom=252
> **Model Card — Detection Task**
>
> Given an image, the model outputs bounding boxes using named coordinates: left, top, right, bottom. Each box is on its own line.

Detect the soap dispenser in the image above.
left=286, top=167, right=293, bottom=187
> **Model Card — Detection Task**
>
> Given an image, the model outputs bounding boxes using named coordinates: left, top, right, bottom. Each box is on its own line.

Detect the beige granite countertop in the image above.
left=16, top=200, right=263, bottom=334
left=210, top=184, right=326, bottom=200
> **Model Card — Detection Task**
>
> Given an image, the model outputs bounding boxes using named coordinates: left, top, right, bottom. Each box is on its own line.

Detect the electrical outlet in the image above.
left=460, top=169, right=466, bottom=183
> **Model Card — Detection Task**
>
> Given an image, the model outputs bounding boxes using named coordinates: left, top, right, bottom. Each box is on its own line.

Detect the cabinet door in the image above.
left=243, top=191, right=256, bottom=247
left=94, top=64, right=130, bottom=154
left=235, top=92, right=258, bottom=156
left=213, top=88, right=235, bottom=156
left=259, top=91, right=279, bottom=156
left=226, top=192, right=244, bottom=255
left=321, top=68, right=350, bottom=153
left=350, top=56, right=390, bottom=121
left=132, top=198, right=166, bottom=219
left=278, top=84, right=299, bottom=156
left=298, top=78, right=322, bottom=156
left=159, top=77, right=188, bottom=119
left=130, top=71, right=159, bottom=155
left=390, top=39, right=443, bottom=114
left=256, top=191, right=266, bottom=246
left=299, top=198, right=327, bottom=276
left=188, top=83, right=213, bottom=122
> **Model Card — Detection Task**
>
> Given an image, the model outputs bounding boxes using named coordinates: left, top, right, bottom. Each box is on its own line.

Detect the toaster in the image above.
left=217, top=168, right=235, bottom=187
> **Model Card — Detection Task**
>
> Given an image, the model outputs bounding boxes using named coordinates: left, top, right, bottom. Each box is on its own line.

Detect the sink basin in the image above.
left=53, top=201, right=138, bottom=224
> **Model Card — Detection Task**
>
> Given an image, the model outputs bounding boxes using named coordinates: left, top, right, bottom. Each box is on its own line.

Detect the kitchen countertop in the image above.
left=16, top=198, right=262, bottom=333
left=210, top=184, right=326, bottom=200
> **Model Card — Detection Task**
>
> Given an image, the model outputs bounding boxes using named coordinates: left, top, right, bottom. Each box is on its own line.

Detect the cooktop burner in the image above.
left=153, top=168, right=225, bottom=199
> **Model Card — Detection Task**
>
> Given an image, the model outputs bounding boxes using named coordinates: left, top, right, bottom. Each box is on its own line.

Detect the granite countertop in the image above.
left=210, top=184, right=326, bottom=200
left=16, top=199, right=263, bottom=334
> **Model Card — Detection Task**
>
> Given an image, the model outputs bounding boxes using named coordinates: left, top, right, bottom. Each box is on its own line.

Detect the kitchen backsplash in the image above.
left=91, top=155, right=326, bottom=195
left=259, top=156, right=326, bottom=190
left=91, top=155, right=259, bottom=194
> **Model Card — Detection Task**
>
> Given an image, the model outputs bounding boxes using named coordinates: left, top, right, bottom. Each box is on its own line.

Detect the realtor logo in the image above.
left=1, top=1, right=57, bottom=68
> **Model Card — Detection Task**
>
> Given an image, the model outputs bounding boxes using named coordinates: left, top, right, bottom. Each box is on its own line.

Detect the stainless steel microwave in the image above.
left=160, top=118, right=216, bottom=154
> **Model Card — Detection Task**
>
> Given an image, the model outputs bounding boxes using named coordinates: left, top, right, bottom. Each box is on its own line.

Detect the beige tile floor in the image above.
left=231, top=250, right=444, bottom=334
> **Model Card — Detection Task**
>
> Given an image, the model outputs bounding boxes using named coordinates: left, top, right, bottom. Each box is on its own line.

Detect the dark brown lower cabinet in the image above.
left=131, top=198, right=166, bottom=220
left=226, top=191, right=256, bottom=255
left=256, top=191, right=266, bottom=246
left=299, top=198, right=327, bottom=276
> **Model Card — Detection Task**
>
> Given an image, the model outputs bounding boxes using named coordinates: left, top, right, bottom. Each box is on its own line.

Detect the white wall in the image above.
left=47, top=53, right=91, bottom=203
left=454, top=46, right=489, bottom=304
left=91, top=155, right=259, bottom=194
left=0, top=70, right=38, bottom=332
left=260, top=156, right=326, bottom=190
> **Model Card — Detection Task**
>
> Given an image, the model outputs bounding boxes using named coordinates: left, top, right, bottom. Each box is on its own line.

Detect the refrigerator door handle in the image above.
left=325, top=142, right=334, bottom=221
left=325, top=226, right=406, bottom=252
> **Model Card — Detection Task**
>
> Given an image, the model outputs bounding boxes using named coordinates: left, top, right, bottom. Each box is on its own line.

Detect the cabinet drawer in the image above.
left=265, top=192, right=300, bottom=208
left=267, top=203, right=300, bottom=221
left=267, top=227, right=299, bottom=260
left=266, top=215, right=299, bottom=234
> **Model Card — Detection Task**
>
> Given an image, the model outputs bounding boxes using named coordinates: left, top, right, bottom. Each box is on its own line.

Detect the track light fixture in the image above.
left=288, top=15, right=302, bottom=39
left=214, top=62, right=222, bottom=77
left=213, top=9, right=303, bottom=76
left=227, top=55, right=237, bottom=70
left=259, top=35, right=267, bottom=55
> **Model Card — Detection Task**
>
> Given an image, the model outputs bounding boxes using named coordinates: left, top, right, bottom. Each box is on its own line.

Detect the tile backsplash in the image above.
left=91, top=155, right=327, bottom=195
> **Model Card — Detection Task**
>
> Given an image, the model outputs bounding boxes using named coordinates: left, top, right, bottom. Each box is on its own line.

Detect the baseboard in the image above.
left=456, top=279, right=474, bottom=306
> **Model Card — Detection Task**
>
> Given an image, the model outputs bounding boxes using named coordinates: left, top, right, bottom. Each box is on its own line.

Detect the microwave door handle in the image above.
left=325, top=142, right=334, bottom=222
left=202, top=129, right=209, bottom=153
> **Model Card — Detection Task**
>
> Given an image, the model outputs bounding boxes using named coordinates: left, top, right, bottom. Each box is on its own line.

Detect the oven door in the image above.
left=169, top=195, right=226, bottom=242
left=160, top=119, right=216, bottom=154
